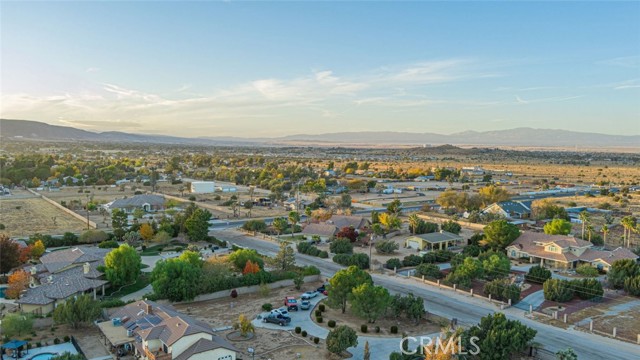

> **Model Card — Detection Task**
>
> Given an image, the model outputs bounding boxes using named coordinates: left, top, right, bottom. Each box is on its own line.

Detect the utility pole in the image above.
left=85, top=193, right=90, bottom=230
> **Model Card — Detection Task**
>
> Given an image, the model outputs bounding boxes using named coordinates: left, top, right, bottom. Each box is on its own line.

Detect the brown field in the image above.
left=0, top=197, right=86, bottom=237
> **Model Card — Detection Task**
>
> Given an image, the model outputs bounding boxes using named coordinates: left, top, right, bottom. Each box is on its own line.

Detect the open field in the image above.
left=0, top=197, right=86, bottom=237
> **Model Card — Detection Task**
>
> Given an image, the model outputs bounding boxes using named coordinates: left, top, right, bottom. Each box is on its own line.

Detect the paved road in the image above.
left=213, top=229, right=640, bottom=360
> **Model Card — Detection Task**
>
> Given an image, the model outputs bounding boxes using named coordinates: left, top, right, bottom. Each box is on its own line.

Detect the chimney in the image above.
left=83, top=262, right=90, bottom=274
left=146, top=303, right=153, bottom=314
left=30, top=266, right=37, bottom=275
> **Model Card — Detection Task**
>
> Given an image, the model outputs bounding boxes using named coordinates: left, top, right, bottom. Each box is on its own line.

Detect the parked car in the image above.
left=271, top=307, right=290, bottom=317
left=301, top=291, right=318, bottom=300
left=263, top=313, right=291, bottom=326
left=284, top=296, right=298, bottom=311
left=299, top=300, right=311, bottom=310
left=316, top=285, right=328, bottom=295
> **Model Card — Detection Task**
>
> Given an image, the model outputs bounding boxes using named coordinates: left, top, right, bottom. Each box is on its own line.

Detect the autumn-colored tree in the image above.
left=243, top=260, right=260, bottom=275
left=6, top=269, right=30, bottom=299
left=31, top=240, right=46, bottom=259
left=19, top=245, right=33, bottom=263
left=139, top=223, right=155, bottom=242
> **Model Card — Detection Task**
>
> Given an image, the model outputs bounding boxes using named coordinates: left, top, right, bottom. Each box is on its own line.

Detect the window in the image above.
left=511, top=250, right=516, bottom=257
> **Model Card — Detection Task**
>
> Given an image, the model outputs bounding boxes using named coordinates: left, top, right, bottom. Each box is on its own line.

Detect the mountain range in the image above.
left=1, top=119, right=638, bottom=148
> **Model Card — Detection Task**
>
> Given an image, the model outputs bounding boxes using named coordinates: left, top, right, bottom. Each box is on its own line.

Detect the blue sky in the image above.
left=1, top=1, right=639, bottom=137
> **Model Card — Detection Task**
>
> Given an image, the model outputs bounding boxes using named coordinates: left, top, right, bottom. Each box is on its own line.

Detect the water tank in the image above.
left=127, top=329, right=134, bottom=337
left=112, top=318, right=121, bottom=326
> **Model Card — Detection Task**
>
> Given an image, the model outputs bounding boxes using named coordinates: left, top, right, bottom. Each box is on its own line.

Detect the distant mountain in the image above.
left=1, top=119, right=638, bottom=148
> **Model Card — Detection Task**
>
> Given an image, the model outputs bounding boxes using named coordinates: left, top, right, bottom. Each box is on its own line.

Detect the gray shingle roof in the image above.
left=40, top=247, right=110, bottom=273
left=17, top=265, right=107, bottom=305
left=302, top=223, right=338, bottom=237
left=173, top=337, right=238, bottom=360
left=327, top=215, right=370, bottom=230
left=413, top=231, right=463, bottom=243
left=109, top=194, right=165, bottom=209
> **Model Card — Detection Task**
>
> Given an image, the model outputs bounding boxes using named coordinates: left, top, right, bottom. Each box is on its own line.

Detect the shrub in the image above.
left=330, top=238, right=353, bottom=254
left=98, top=240, right=119, bottom=248
left=571, top=278, right=604, bottom=300
left=100, top=299, right=126, bottom=308
left=315, top=309, right=322, bottom=317
left=319, top=304, right=325, bottom=312
left=314, top=337, right=320, bottom=344
left=54, top=338, right=60, bottom=345
left=333, top=253, right=370, bottom=269
left=301, top=330, right=307, bottom=337
left=262, top=303, right=273, bottom=311
left=361, top=324, right=368, bottom=333
left=402, top=255, right=423, bottom=267
left=316, top=316, right=323, bottom=323
left=328, top=320, right=336, bottom=327
left=390, top=325, right=398, bottom=334
left=441, top=220, right=462, bottom=234
left=375, top=326, right=380, bottom=333
left=375, top=240, right=399, bottom=254
left=36, top=342, right=41, bottom=348
left=386, top=258, right=402, bottom=270
left=230, top=289, right=238, bottom=298
left=543, top=279, right=574, bottom=302
left=576, top=264, right=599, bottom=277
left=319, top=251, right=329, bottom=258
left=63, top=336, right=70, bottom=342
left=415, top=263, right=444, bottom=279
left=295, top=326, right=301, bottom=334
left=525, top=265, right=552, bottom=284
left=483, top=278, right=521, bottom=304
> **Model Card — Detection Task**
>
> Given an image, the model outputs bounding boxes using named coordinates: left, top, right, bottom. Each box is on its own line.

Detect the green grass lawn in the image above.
left=105, top=273, right=151, bottom=298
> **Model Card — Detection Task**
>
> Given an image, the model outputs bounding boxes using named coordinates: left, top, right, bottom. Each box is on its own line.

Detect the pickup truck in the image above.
left=262, top=313, right=291, bottom=326
left=284, top=296, right=298, bottom=311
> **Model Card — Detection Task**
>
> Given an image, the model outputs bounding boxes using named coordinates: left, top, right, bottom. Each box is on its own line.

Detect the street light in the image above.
left=247, top=347, right=255, bottom=360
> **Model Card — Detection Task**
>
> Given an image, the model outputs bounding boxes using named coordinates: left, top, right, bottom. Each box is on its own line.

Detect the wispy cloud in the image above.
left=515, top=95, right=583, bottom=104
left=598, top=55, right=640, bottom=68
left=85, top=67, right=100, bottom=73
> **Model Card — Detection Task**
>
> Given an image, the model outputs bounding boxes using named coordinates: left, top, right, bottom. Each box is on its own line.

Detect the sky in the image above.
left=1, top=1, right=639, bottom=137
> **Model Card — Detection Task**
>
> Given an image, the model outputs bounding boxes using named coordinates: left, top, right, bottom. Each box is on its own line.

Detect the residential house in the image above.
left=301, top=223, right=338, bottom=241
left=405, top=231, right=463, bottom=251
left=326, top=215, right=370, bottom=231
left=414, top=175, right=435, bottom=182
left=106, top=194, right=166, bottom=214
left=482, top=201, right=532, bottom=220
left=506, top=231, right=638, bottom=270
left=98, top=300, right=237, bottom=360
left=17, top=247, right=110, bottom=315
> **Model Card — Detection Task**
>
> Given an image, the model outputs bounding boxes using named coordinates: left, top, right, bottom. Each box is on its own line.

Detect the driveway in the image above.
left=515, top=290, right=545, bottom=311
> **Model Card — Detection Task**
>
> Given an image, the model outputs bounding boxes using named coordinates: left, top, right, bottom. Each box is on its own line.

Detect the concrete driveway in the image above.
left=515, top=290, right=545, bottom=311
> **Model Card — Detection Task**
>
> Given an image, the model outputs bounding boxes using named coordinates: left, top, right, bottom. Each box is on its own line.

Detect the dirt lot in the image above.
left=174, top=282, right=324, bottom=358
left=0, top=197, right=87, bottom=237
left=262, top=344, right=345, bottom=360
left=312, top=299, right=447, bottom=337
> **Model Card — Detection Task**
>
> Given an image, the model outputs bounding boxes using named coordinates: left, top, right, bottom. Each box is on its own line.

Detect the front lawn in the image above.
left=104, top=273, right=150, bottom=298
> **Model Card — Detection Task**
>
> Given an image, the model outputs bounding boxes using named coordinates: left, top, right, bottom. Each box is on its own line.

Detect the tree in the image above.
left=415, top=263, right=444, bottom=279
left=371, top=210, right=380, bottom=224
left=375, top=240, right=399, bottom=254
left=478, top=185, right=511, bottom=206
left=481, top=253, right=511, bottom=280
left=556, top=348, right=578, bottom=360
left=6, top=269, right=30, bottom=299
left=350, top=283, right=392, bottom=323
left=326, top=325, right=358, bottom=355
left=330, top=238, right=353, bottom=254
left=185, top=208, right=212, bottom=241
left=386, top=199, right=403, bottom=216
left=525, top=265, right=552, bottom=283
left=139, top=223, right=155, bottom=242
left=483, top=278, right=521, bottom=304
left=363, top=341, right=371, bottom=360
left=461, top=313, right=536, bottom=360
left=123, top=230, right=141, bottom=245
left=151, top=258, right=202, bottom=302
left=178, top=250, right=203, bottom=268
left=455, top=257, right=484, bottom=280
left=234, top=314, right=255, bottom=337
left=1, top=314, right=34, bottom=337
left=243, top=260, right=260, bottom=274
left=104, top=244, right=142, bottom=287
left=272, top=217, right=288, bottom=236
left=601, top=224, right=610, bottom=245
left=621, top=216, right=638, bottom=248
left=153, top=230, right=172, bottom=243
left=379, top=212, right=401, bottom=233
left=53, top=294, right=101, bottom=329
left=271, top=241, right=296, bottom=270
left=624, top=275, right=640, bottom=296
left=336, top=226, right=358, bottom=242
left=327, top=266, right=372, bottom=313
left=405, top=293, right=426, bottom=324
left=288, top=211, right=301, bottom=237
left=481, top=220, right=520, bottom=250
left=578, top=211, right=591, bottom=240
left=29, top=239, right=46, bottom=259
left=242, top=220, right=267, bottom=233
left=531, top=200, right=569, bottom=220
left=79, top=229, right=109, bottom=244
left=408, top=214, right=421, bottom=235
left=608, top=259, right=640, bottom=289
left=0, top=234, right=21, bottom=273
left=575, top=263, right=599, bottom=277
left=111, top=208, right=128, bottom=239
left=543, top=279, right=574, bottom=302
left=228, top=248, right=264, bottom=271
left=544, top=219, right=573, bottom=235
left=441, top=220, right=462, bottom=234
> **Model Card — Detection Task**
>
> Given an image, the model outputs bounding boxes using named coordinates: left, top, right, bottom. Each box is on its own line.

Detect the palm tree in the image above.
left=408, top=214, right=421, bottom=235
left=621, top=216, right=637, bottom=248
left=304, top=207, right=312, bottom=224
left=586, top=224, right=594, bottom=242
left=578, top=211, right=590, bottom=239
left=601, top=224, right=609, bottom=245
left=288, top=211, right=300, bottom=237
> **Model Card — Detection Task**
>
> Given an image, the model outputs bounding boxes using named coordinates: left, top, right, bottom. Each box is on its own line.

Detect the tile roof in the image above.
left=580, top=247, right=638, bottom=266
left=302, top=223, right=338, bottom=237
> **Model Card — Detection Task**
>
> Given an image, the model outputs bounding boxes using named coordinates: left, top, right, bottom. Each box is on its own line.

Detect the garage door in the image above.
left=407, top=240, right=421, bottom=249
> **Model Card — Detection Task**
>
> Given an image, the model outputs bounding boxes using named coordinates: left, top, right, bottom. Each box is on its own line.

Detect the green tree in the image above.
left=178, top=250, right=203, bottom=268
left=608, top=259, right=640, bottom=289
left=272, top=217, right=288, bottom=236
left=623, top=275, right=640, bottom=296
left=544, top=219, right=573, bottom=235
left=525, top=265, right=552, bottom=284
left=483, top=278, right=521, bottom=304
left=288, top=211, right=301, bottom=237
left=350, top=283, right=392, bottom=323
left=151, top=258, right=202, bottom=302
left=111, top=208, right=128, bottom=239
left=330, top=238, right=354, bottom=254
left=1, top=314, right=34, bottom=337
left=79, top=229, right=109, bottom=244
left=478, top=185, right=511, bottom=206
left=53, top=294, right=101, bottom=329
left=461, top=313, right=537, bottom=360
left=543, top=279, right=574, bottom=302
left=271, top=241, right=296, bottom=270
left=481, top=253, right=511, bottom=280
left=104, top=244, right=142, bottom=287
left=379, top=212, right=401, bottom=233
left=327, top=266, right=373, bottom=313
left=575, top=263, right=599, bottom=277
left=481, top=220, right=520, bottom=250
left=228, top=248, right=264, bottom=271
left=0, top=234, right=21, bottom=273
left=578, top=211, right=591, bottom=240
left=415, top=263, right=444, bottom=279
left=375, top=240, right=399, bottom=254
left=441, top=220, right=462, bottom=234
left=386, top=199, right=403, bottom=216
left=185, top=208, right=212, bottom=241
left=326, top=325, right=358, bottom=355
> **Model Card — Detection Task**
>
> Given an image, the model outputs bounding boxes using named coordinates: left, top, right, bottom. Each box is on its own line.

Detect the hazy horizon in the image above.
left=1, top=2, right=639, bottom=137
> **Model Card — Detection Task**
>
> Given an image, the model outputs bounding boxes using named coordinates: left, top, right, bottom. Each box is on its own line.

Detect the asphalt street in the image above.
left=212, top=229, right=640, bottom=360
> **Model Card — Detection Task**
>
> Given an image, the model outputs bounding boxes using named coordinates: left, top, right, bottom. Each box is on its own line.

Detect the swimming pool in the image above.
left=30, top=353, right=56, bottom=360
left=0, top=286, right=7, bottom=298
